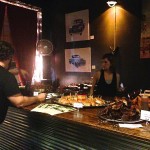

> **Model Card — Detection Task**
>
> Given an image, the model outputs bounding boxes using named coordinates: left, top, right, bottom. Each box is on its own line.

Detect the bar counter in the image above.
left=0, top=102, right=150, bottom=150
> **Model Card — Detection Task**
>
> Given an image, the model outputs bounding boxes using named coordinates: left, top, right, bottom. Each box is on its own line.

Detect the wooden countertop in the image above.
left=24, top=101, right=150, bottom=142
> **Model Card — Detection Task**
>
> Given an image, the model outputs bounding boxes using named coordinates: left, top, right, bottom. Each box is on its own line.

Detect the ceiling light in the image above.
left=107, top=1, right=117, bottom=7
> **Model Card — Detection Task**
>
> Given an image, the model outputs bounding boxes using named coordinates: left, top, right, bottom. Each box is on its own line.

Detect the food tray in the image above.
left=99, top=115, right=143, bottom=124
left=53, top=98, right=107, bottom=108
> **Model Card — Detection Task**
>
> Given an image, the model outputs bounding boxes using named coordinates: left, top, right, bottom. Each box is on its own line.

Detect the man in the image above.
left=0, top=41, right=46, bottom=124
left=9, top=59, right=29, bottom=85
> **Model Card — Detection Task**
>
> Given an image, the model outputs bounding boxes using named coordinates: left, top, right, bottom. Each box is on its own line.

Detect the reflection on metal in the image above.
left=37, top=12, right=42, bottom=41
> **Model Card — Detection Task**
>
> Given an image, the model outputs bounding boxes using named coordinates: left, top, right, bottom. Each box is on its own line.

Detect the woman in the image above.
left=90, top=53, right=120, bottom=97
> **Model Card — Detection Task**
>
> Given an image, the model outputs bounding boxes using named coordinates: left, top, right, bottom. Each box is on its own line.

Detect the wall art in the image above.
left=65, top=9, right=89, bottom=42
left=65, top=47, right=91, bottom=72
left=140, top=0, right=150, bottom=59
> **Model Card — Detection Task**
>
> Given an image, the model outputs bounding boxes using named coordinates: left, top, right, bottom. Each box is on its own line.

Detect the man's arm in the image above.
left=8, top=93, right=46, bottom=108
left=9, top=68, right=19, bottom=75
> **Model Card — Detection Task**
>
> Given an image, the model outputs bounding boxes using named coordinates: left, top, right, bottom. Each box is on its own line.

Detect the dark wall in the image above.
left=20, top=0, right=150, bottom=91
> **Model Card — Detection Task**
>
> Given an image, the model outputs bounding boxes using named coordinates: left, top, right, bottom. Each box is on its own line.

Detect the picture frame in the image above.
left=65, top=9, right=90, bottom=42
left=65, top=47, right=91, bottom=72
left=140, top=0, right=150, bottom=59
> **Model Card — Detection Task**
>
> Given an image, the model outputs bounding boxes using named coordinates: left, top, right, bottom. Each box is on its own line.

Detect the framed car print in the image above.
left=140, top=0, right=150, bottom=59
left=65, top=47, right=91, bottom=72
left=65, top=9, right=90, bottom=42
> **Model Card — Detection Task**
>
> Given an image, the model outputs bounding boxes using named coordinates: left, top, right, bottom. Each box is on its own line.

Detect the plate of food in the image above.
left=53, top=95, right=106, bottom=108
left=98, top=96, right=143, bottom=123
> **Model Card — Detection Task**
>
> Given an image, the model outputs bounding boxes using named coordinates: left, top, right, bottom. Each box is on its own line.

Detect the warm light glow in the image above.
left=107, top=1, right=117, bottom=7
left=31, top=10, right=43, bottom=85
left=32, top=51, right=43, bottom=84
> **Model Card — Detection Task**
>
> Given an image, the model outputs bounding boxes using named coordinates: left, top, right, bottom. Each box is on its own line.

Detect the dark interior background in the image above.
left=5, top=0, right=150, bottom=92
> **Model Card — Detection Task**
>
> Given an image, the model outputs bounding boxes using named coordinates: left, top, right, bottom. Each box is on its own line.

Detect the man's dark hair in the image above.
left=0, top=41, right=14, bottom=61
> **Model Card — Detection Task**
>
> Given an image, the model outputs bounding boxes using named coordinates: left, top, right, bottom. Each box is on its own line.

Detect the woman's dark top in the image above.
left=0, top=66, right=20, bottom=123
left=93, top=69, right=117, bottom=97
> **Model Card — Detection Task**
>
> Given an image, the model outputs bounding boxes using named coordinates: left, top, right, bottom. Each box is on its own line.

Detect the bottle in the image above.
left=141, top=95, right=149, bottom=111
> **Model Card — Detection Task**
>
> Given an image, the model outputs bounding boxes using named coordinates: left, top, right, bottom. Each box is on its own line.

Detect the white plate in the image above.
left=139, top=93, right=150, bottom=97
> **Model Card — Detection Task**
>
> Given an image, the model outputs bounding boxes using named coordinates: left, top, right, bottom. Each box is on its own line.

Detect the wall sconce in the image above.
left=107, top=1, right=117, bottom=7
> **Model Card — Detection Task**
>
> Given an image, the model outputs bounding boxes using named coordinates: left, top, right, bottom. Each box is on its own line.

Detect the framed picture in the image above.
left=65, top=47, right=91, bottom=72
left=140, top=0, right=150, bottom=59
left=65, top=9, right=90, bottom=42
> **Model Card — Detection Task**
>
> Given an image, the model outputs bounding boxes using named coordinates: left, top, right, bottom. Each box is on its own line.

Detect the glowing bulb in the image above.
left=107, top=1, right=117, bottom=7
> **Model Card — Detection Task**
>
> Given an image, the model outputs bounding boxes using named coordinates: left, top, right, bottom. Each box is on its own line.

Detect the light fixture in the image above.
left=107, top=0, right=118, bottom=52
left=107, top=1, right=117, bottom=7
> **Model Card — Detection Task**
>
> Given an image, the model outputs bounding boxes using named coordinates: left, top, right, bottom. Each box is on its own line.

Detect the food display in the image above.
left=99, top=96, right=142, bottom=122
left=55, top=95, right=106, bottom=107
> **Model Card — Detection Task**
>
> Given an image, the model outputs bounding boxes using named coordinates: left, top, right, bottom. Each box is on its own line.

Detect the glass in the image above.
left=141, top=97, right=149, bottom=111
left=141, top=97, right=150, bottom=127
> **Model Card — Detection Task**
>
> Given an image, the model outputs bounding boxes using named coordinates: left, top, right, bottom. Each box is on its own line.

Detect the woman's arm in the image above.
left=90, top=71, right=100, bottom=95
left=116, top=73, right=120, bottom=90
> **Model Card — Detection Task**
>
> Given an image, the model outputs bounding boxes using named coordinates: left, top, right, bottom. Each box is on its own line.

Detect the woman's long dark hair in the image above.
left=102, top=53, right=116, bottom=73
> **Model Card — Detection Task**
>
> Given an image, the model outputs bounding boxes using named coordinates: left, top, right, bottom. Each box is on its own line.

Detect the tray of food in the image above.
left=98, top=96, right=143, bottom=123
left=53, top=95, right=106, bottom=108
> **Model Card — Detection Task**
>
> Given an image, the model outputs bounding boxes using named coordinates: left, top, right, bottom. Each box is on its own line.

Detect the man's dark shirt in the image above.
left=0, top=66, right=20, bottom=123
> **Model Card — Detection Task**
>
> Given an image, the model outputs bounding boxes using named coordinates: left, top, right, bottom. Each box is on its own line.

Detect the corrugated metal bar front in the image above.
left=0, top=107, right=149, bottom=150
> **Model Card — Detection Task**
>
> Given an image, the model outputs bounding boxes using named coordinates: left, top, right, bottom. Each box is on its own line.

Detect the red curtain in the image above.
left=0, top=3, right=5, bottom=36
left=0, top=3, right=37, bottom=85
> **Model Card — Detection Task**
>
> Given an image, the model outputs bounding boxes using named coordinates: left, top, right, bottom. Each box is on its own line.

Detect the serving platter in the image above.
left=52, top=98, right=107, bottom=108
left=99, top=115, right=143, bottom=124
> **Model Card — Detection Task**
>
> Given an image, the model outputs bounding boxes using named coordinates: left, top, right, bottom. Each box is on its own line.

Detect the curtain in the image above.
left=0, top=3, right=5, bottom=37
left=7, top=5, right=37, bottom=85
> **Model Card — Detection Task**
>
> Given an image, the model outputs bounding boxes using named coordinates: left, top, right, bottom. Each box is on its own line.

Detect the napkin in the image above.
left=119, top=124, right=143, bottom=128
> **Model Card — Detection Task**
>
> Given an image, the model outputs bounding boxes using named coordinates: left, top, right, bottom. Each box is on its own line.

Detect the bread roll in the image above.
left=82, top=101, right=91, bottom=106
left=77, top=95, right=87, bottom=100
